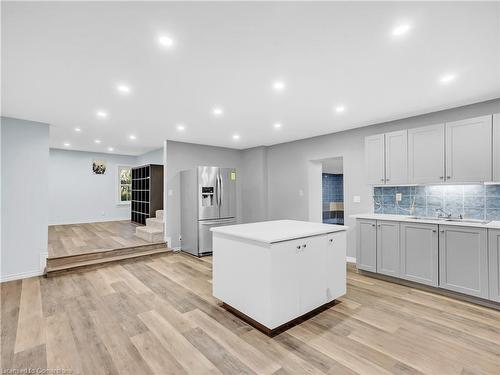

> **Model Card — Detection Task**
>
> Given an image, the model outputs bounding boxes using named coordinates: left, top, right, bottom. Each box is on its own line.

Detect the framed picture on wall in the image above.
left=92, top=159, right=107, bottom=175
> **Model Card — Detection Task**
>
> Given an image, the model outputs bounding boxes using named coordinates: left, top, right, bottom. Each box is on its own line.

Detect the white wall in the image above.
left=1, top=117, right=49, bottom=281
left=265, top=98, right=500, bottom=257
left=48, top=149, right=138, bottom=224
left=241, top=146, right=269, bottom=223
left=165, top=141, right=243, bottom=249
left=137, top=148, right=163, bottom=165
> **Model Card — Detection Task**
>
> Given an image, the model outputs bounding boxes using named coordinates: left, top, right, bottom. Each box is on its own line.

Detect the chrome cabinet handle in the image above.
left=440, top=230, right=445, bottom=233
left=447, top=176, right=451, bottom=179
left=329, top=239, right=333, bottom=243
left=380, top=178, right=385, bottom=182
left=302, top=244, right=307, bottom=249
left=439, top=176, right=444, bottom=180
left=371, top=224, right=376, bottom=227
left=432, top=229, right=437, bottom=233
left=386, top=178, right=390, bottom=182
left=296, top=245, right=301, bottom=250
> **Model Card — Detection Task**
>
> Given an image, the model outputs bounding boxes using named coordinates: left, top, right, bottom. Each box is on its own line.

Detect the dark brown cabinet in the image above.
left=131, top=164, right=163, bottom=225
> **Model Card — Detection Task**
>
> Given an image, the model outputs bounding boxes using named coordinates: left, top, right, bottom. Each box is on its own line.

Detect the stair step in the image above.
left=146, top=217, right=164, bottom=230
left=156, top=210, right=164, bottom=221
left=46, top=246, right=170, bottom=277
left=136, top=226, right=164, bottom=243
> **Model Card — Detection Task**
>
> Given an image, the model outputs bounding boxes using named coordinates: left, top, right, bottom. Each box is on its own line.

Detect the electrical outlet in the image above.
left=353, top=195, right=361, bottom=203
left=396, top=193, right=402, bottom=202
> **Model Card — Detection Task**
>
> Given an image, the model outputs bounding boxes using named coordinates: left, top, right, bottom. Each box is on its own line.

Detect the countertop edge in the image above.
left=350, top=214, right=500, bottom=229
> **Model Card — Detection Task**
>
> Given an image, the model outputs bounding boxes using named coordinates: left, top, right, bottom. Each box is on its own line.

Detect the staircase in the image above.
left=135, top=209, right=165, bottom=243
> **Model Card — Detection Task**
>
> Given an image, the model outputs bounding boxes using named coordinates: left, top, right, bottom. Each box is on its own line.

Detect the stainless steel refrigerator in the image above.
left=180, top=166, right=237, bottom=256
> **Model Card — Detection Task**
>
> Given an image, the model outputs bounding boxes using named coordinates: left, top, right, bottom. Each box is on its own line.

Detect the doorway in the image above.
left=321, top=157, right=344, bottom=225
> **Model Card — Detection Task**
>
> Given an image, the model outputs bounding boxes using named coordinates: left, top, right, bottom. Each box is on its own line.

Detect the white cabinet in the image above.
left=356, top=219, right=377, bottom=272
left=376, top=221, right=400, bottom=277
left=493, top=114, right=500, bottom=182
left=408, top=124, right=445, bottom=184
left=365, top=134, right=385, bottom=184
left=488, top=229, right=500, bottom=302
left=439, top=225, right=489, bottom=299
left=400, top=222, right=439, bottom=286
left=445, top=115, right=492, bottom=183
left=385, top=130, right=408, bottom=185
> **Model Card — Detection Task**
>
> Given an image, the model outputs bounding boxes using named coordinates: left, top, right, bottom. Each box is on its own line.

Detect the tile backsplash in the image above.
left=373, top=185, right=500, bottom=221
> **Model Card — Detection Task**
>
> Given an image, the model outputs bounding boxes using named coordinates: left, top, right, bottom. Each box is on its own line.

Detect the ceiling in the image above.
left=2, top=1, right=500, bottom=155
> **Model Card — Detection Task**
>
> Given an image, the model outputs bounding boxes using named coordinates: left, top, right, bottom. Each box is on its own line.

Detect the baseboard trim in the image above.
left=49, top=217, right=131, bottom=226
left=0, top=269, right=44, bottom=283
left=346, top=256, right=356, bottom=263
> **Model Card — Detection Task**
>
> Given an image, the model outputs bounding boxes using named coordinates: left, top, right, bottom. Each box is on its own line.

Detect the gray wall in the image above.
left=137, top=148, right=163, bottom=166
left=265, top=98, right=500, bottom=257
left=241, top=146, right=269, bottom=223
left=48, top=149, right=138, bottom=224
left=1, top=117, right=49, bottom=281
left=166, top=141, right=243, bottom=248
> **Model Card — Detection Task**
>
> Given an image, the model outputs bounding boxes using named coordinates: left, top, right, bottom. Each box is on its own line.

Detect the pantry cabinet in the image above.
left=385, top=130, right=408, bottom=185
left=376, top=221, right=400, bottom=277
left=445, top=115, right=492, bottom=183
left=438, top=225, right=489, bottom=299
left=493, top=113, right=500, bottom=182
left=408, top=124, right=445, bottom=184
left=365, top=134, right=385, bottom=184
left=400, top=222, right=439, bottom=287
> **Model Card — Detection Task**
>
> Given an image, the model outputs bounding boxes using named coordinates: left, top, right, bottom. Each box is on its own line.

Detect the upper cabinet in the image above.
left=408, top=124, right=445, bottom=184
left=365, top=114, right=494, bottom=185
left=445, top=115, right=492, bottom=183
left=493, top=114, right=500, bottom=182
left=385, top=130, right=408, bottom=185
left=365, top=134, right=385, bottom=184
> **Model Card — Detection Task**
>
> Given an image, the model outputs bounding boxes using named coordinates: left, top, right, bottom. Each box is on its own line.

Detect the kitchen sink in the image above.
left=407, top=216, right=490, bottom=225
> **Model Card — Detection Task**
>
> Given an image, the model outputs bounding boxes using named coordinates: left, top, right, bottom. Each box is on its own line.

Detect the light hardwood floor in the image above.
left=48, top=221, right=155, bottom=257
left=2, top=253, right=500, bottom=374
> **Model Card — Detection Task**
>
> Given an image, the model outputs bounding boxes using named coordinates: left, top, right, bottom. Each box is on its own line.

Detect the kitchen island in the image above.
left=211, top=220, right=347, bottom=335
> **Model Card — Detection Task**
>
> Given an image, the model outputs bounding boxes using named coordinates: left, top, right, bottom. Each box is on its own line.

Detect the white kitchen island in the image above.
left=211, top=220, right=347, bottom=335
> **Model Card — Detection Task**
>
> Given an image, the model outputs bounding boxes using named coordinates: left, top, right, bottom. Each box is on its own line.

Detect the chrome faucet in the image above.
left=436, top=208, right=452, bottom=219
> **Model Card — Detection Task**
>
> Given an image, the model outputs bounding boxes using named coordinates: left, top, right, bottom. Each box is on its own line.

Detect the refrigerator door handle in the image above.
left=219, top=174, right=223, bottom=207
left=217, top=174, right=221, bottom=206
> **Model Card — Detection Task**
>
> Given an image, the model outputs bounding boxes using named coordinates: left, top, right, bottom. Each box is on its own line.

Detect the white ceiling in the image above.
left=2, top=1, right=500, bottom=155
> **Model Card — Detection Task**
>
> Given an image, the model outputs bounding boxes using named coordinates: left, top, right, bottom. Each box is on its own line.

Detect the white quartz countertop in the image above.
left=210, top=220, right=347, bottom=244
left=351, top=213, right=500, bottom=229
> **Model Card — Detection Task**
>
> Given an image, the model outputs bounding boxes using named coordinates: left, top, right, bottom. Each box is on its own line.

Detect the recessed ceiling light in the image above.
left=335, top=105, right=345, bottom=113
left=272, top=80, right=286, bottom=92
left=392, top=24, right=411, bottom=36
left=439, top=73, right=456, bottom=84
left=129, top=134, right=137, bottom=140
left=74, top=127, right=81, bottom=132
left=96, top=110, right=108, bottom=119
left=273, top=122, right=282, bottom=129
left=116, top=84, right=131, bottom=94
left=232, top=134, right=240, bottom=141
left=63, top=142, right=71, bottom=147
left=176, top=124, right=185, bottom=131
left=94, top=139, right=101, bottom=144
left=107, top=147, right=114, bottom=152
left=158, top=35, right=174, bottom=48
left=212, top=107, right=224, bottom=117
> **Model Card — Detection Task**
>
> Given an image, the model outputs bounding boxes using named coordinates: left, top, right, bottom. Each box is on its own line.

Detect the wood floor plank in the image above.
left=138, top=310, right=222, bottom=375
left=1, top=280, right=22, bottom=368
left=15, top=277, right=45, bottom=353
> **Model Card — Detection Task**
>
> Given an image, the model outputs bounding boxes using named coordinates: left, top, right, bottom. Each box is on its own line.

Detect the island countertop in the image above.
left=210, top=219, right=347, bottom=244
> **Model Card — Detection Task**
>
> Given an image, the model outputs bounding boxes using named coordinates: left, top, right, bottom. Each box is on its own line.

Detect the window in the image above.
left=118, top=166, right=132, bottom=203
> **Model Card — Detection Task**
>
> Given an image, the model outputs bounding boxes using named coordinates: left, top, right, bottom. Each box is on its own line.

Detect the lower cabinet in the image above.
left=376, top=221, right=400, bottom=277
left=439, top=225, right=489, bottom=299
left=400, top=222, right=439, bottom=287
left=488, top=229, right=500, bottom=302
left=356, top=219, right=377, bottom=272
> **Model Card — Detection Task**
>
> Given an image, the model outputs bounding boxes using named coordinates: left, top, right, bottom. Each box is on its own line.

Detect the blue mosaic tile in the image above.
left=486, top=185, right=500, bottom=196
left=374, top=204, right=383, bottom=213
left=383, top=205, right=397, bottom=214
left=464, top=208, right=485, bottom=220
left=427, top=196, right=444, bottom=207
left=413, top=206, right=427, bottom=216
left=464, top=196, right=484, bottom=208
left=414, top=186, right=426, bottom=196
left=396, top=186, right=411, bottom=195
left=444, top=195, right=463, bottom=209
left=382, top=186, right=396, bottom=195
left=399, top=195, right=413, bottom=206
left=486, top=196, right=500, bottom=209
left=444, top=185, right=464, bottom=196
left=383, top=195, right=396, bottom=204
left=414, top=195, right=426, bottom=206
left=426, top=185, right=444, bottom=197
left=486, top=209, right=500, bottom=221
left=463, top=185, right=485, bottom=195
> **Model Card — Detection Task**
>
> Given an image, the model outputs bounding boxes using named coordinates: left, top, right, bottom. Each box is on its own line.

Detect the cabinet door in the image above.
left=356, top=219, right=377, bottom=272
left=376, top=221, right=400, bottom=277
left=325, top=231, right=347, bottom=302
left=488, top=229, right=500, bottom=302
left=298, top=236, right=328, bottom=313
left=439, top=225, right=489, bottom=298
left=400, top=223, right=438, bottom=286
left=385, top=130, right=408, bottom=185
left=493, top=114, right=500, bottom=182
left=365, top=134, right=385, bottom=184
left=445, top=115, right=492, bottom=183
left=408, top=124, right=445, bottom=184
